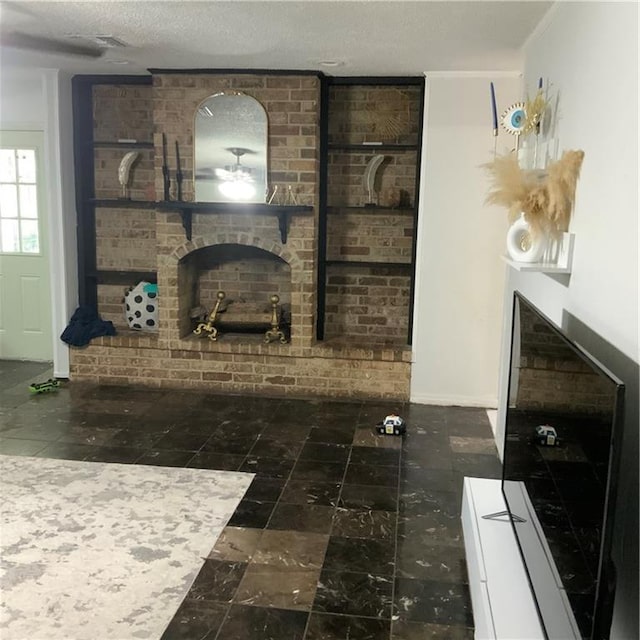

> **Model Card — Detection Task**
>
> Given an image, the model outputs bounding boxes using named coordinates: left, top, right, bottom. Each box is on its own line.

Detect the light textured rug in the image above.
left=0, top=455, right=253, bottom=640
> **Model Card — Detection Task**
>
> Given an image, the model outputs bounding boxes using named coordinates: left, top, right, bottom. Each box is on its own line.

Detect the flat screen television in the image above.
left=502, top=292, right=625, bottom=640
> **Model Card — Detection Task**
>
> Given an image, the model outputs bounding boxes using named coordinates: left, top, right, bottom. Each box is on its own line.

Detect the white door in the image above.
left=0, top=131, right=53, bottom=360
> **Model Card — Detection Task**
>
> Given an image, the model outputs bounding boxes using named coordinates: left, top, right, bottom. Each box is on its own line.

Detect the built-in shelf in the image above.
left=87, top=270, right=157, bottom=285
left=317, top=76, right=425, bottom=345
left=502, top=233, right=574, bottom=275
left=156, top=201, right=313, bottom=243
left=325, top=259, right=412, bottom=269
left=92, top=141, right=154, bottom=149
left=91, top=199, right=157, bottom=209
left=327, top=205, right=416, bottom=214
left=88, top=199, right=313, bottom=242
left=328, top=143, right=418, bottom=152
left=501, top=256, right=572, bottom=275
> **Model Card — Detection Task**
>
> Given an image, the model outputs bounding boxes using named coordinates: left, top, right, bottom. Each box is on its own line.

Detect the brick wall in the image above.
left=328, top=85, right=422, bottom=145
left=195, top=247, right=291, bottom=316
left=151, top=73, right=319, bottom=349
left=324, top=208, right=413, bottom=342
left=96, top=284, right=129, bottom=328
left=93, top=85, right=154, bottom=141
left=325, top=266, right=411, bottom=342
left=327, top=84, right=420, bottom=207
left=327, top=151, right=418, bottom=208
left=95, top=208, right=156, bottom=270
left=326, top=209, right=413, bottom=261
left=70, top=338, right=411, bottom=400
left=71, top=72, right=414, bottom=401
left=94, top=148, right=155, bottom=201
left=152, top=74, right=320, bottom=205
left=93, top=85, right=155, bottom=200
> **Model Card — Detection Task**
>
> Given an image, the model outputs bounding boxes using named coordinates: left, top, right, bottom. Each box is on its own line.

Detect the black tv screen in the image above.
left=502, top=293, right=624, bottom=640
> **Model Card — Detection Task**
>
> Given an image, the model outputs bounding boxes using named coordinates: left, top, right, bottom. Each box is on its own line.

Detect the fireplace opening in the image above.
left=178, top=243, right=292, bottom=340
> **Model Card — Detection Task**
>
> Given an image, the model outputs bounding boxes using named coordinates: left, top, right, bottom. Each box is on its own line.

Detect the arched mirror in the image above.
left=194, top=92, right=268, bottom=203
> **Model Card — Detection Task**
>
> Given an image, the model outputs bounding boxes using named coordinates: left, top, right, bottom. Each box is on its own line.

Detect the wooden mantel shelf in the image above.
left=155, top=201, right=314, bottom=243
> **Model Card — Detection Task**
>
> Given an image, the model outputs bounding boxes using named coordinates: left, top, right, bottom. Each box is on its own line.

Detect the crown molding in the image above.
left=424, top=70, right=522, bottom=79
left=522, top=2, right=560, bottom=52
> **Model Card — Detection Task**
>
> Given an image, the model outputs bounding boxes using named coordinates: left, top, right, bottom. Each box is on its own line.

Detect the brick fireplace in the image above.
left=69, top=72, right=413, bottom=400
left=161, top=213, right=311, bottom=347
left=177, top=243, right=292, bottom=338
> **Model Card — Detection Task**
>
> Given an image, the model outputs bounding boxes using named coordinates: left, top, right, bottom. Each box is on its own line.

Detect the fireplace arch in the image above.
left=169, top=235, right=299, bottom=341
left=170, top=233, right=301, bottom=270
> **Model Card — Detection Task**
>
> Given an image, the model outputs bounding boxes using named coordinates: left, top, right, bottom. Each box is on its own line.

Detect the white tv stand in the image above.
left=461, top=477, right=545, bottom=639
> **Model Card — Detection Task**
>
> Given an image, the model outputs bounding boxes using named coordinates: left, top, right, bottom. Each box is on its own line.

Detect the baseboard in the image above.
left=409, top=393, right=498, bottom=408
left=485, top=409, right=498, bottom=437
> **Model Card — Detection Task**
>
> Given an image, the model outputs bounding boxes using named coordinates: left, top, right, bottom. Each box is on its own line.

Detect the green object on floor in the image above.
left=29, top=378, right=60, bottom=394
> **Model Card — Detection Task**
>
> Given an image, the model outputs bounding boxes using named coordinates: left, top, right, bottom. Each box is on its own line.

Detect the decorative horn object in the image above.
left=363, top=154, right=385, bottom=206
left=117, top=151, right=140, bottom=199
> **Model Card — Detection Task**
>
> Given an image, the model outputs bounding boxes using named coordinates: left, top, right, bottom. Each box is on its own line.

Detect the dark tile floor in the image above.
left=0, top=360, right=503, bottom=640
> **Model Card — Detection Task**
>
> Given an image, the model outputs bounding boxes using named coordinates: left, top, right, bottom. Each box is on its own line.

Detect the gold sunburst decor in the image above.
left=524, top=89, right=548, bottom=134
left=333, top=89, right=411, bottom=141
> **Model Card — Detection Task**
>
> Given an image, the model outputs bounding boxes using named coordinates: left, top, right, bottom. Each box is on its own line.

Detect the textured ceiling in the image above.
left=0, top=1, right=553, bottom=75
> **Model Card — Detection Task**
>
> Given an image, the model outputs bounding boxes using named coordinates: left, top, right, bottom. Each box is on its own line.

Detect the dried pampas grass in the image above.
left=484, top=154, right=536, bottom=219
left=484, top=150, right=585, bottom=238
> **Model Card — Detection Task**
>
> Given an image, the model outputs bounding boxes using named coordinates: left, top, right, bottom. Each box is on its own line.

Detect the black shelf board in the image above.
left=87, top=270, right=157, bottom=285
left=93, top=141, right=154, bottom=149
left=148, top=68, right=324, bottom=77
left=91, top=199, right=157, bottom=209
left=327, top=205, right=416, bottom=214
left=156, top=201, right=313, bottom=215
left=328, top=143, right=418, bottom=152
left=156, top=201, right=313, bottom=243
left=328, top=76, right=425, bottom=87
left=325, top=260, right=412, bottom=269
left=73, top=75, right=152, bottom=86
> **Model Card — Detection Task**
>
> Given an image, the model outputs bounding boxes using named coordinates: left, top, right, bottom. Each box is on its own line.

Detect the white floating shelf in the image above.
left=502, top=232, right=574, bottom=275
left=501, top=256, right=571, bottom=274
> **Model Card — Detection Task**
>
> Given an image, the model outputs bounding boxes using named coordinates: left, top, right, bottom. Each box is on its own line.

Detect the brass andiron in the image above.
left=264, top=294, right=287, bottom=344
left=193, top=291, right=225, bottom=341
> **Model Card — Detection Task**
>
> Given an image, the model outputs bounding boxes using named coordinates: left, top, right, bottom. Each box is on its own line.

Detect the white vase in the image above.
left=506, top=213, right=547, bottom=263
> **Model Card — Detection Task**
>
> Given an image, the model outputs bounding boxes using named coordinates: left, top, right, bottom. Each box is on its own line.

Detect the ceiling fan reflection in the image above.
left=216, top=147, right=256, bottom=201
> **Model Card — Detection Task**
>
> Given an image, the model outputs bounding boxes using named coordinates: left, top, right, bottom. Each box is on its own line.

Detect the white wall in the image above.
left=411, top=73, right=521, bottom=406
left=0, top=68, right=46, bottom=128
left=496, top=4, right=638, bottom=638
left=43, top=70, right=78, bottom=378
left=497, top=1, right=639, bottom=442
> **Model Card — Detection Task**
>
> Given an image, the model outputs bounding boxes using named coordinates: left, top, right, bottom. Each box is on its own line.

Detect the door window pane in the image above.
left=20, top=219, right=40, bottom=253
left=0, top=149, right=16, bottom=182
left=0, top=146, right=40, bottom=255
left=0, top=184, right=18, bottom=218
left=19, top=185, right=38, bottom=218
left=1, top=219, right=20, bottom=252
left=17, top=149, right=36, bottom=183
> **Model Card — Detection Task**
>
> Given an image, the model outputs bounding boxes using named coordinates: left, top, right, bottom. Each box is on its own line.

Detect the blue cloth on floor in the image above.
left=60, top=306, right=116, bottom=347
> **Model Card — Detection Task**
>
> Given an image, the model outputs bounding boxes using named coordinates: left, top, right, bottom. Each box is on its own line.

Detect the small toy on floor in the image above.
left=534, top=424, right=559, bottom=446
left=376, top=414, right=406, bottom=436
left=29, top=378, right=60, bottom=394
